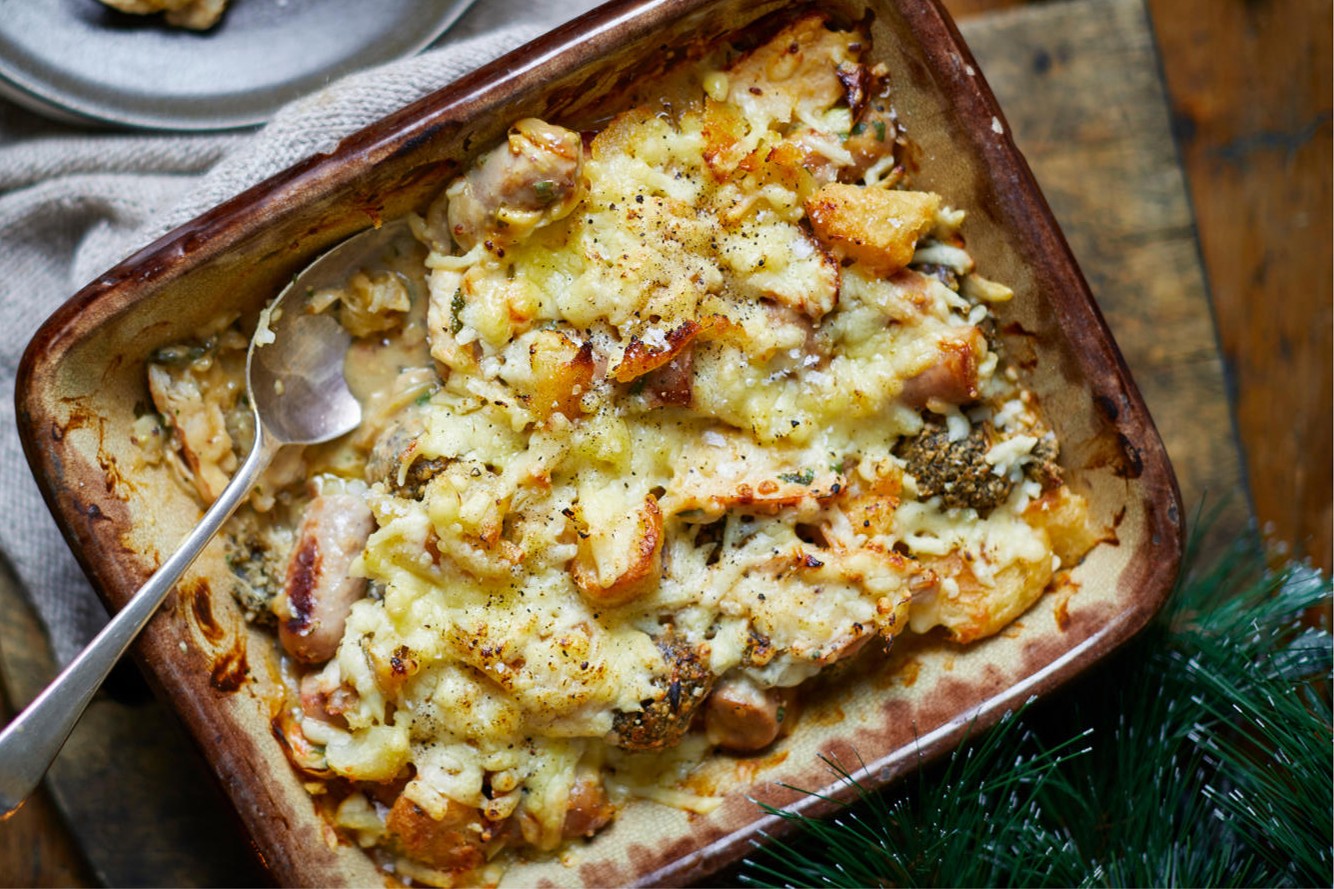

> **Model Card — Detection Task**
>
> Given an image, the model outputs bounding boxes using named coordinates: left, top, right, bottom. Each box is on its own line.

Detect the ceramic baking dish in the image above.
left=16, top=0, right=1183, bottom=884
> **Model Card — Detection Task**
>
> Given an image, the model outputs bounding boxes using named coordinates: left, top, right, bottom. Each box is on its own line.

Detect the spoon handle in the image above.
left=0, top=423, right=280, bottom=817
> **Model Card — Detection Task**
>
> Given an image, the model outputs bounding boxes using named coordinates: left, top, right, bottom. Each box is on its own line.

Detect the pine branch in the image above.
left=743, top=713, right=1092, bottom=888
left=738, top=536, right=1332, bottom=888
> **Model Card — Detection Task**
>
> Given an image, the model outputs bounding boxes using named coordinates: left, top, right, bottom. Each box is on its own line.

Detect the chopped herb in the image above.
left=851, top=122, right=866, bottom=136
left=873, top=120, right=887, bottom=141
left=415, top=389, right=434, bottom=406
left=776, top=706, right=786, bottom=723
left=533, top=179, right=558, bottom=204
left=150, top=343, right=209, bottom=365
left=831, top=460, right=845, bottom=474
left=779, top=468, right=816, bottom=486
left=450, top=289, right=465, bottom=335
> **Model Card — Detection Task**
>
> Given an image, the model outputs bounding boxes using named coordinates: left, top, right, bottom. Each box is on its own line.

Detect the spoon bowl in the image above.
left=0, top=219, right=407, bottom=817
left=248, top=218, right=410, bottom=446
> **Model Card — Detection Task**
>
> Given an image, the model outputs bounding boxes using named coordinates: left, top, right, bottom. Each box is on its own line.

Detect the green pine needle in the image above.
left=739, top=534, right=1332, bottom=888
left=743, top=714, right=1092, bottom=888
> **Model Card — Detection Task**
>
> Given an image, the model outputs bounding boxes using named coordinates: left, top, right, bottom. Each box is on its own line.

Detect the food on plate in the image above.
left=96, top=0, right=227, bottom=30
left=143, top=13, right=1100, bottom=885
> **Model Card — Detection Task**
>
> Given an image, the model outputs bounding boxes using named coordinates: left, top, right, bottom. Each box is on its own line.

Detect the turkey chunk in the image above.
left=446, top=118, right=584, bottom=251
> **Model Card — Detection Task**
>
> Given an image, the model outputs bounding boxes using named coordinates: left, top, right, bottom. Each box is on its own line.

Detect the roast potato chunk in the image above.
left=806, top=184, right=940, bottom=276
left=570, top=494, right=664, bottom=606
left=385, top=796, right=490, bottom=873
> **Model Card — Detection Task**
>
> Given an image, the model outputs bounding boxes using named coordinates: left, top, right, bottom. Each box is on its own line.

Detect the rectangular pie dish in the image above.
left=15, top=0, right=1184, bottom=885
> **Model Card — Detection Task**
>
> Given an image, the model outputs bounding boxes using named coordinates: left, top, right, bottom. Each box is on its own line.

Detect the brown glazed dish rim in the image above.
left=16, top=0, right=1184, bottom=885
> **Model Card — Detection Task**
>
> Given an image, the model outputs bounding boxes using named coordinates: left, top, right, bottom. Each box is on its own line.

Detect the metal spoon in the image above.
left=0, top=218, right=409, bottom=817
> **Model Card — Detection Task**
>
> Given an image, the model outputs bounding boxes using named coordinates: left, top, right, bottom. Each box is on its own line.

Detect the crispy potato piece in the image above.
left=704, top=15, right=862, bottom=181
left=725, top=14, right=858, bottom=128
left=570, top=495, right=664, bottom=606
left=745, top=137, right=823, bottom=200
left=910, top=551, right=1052, bottom=644
left=385, top=796, right=489, bottom=873
left=663, top=433, right=842, bottom=519
left=702, top=97, right=751, bottom=179
left=612, top=321, right=700, bottom=383
left=513, top=329, right=595, bottom=420
left=835, top=459, right=904, bottom=538
left=806, top=184, right=940, bottom=276
left=612, top=315, right=736, bottom=400
left=1025, top=486, right=1100, bottom=566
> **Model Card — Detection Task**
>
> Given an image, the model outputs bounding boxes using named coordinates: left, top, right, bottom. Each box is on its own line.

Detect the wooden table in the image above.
left=2, top=0, right=1329, bottom=883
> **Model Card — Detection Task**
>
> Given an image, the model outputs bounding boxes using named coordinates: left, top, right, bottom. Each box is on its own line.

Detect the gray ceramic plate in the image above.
left=0, top=0, right=478, bottom=131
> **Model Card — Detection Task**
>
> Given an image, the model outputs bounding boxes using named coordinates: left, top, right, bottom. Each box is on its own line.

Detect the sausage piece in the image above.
left=277, top=494, right=375, bottom=664
left=704, top=676, right=788, bottom=753
left=298, top=671, right=357, bottom=727
left=562, top=770, right=616, bottom=839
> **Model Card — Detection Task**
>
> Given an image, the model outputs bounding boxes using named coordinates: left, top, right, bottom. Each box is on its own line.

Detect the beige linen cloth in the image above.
left=0, top=1, right=600, bottom=665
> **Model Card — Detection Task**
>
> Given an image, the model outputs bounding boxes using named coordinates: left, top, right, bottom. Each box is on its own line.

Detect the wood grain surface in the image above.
left=2, top=0, right=1329, bottom=884
left=0, top=555, right=96, bottom=889
left=1146, top=0, right=1332, bottom=570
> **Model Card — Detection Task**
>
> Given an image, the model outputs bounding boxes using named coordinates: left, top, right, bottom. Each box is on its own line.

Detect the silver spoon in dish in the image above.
left=0, top=218, right=410, bottom=817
